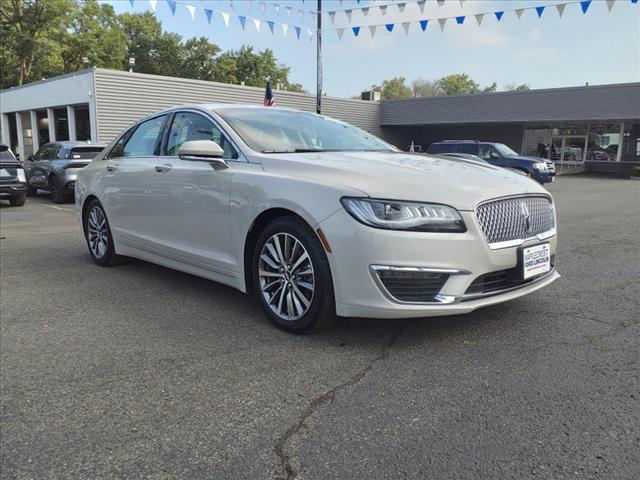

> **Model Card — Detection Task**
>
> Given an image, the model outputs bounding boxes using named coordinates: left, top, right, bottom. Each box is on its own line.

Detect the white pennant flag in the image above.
left=253, top=18, right=261, bottom=31
left=221, top=11, right=230, bottom=27
left=369, top=25, right=377, bottom=38
left=397, top=3, right=406, bottom=13
left=417, top=0, right=426, bottom=14
left=362, top=7, right=369, bottom=16
left=186, top=4, right=196, bottom=19
left=260, top=2, right=265, bottom=13
left=148, top=0, right=157, bottom=11
left=475, top=13, right=484, bottom=26
left=299, top=9, right=304, bottom=20
left=402, top=22, right=410, bottom=34
left=328, top=11, right=336, bottom=24
left=336, top=28, right=345, bottom=40
left=274, top=4, right=280, bottom=14
left=438, top=18, right=447, bottom=31
left=306, top=27, right=313, bottom=41
left=285, top=6, right=291, bottom=16
left=606, top=0, right=615, bottom=11
left=556, top=3, right=566, bottom=17
left=379, top=5, right=387, bottom=16
left=515, top=9, right=524, bottom=19
left=281, top=23, right=289, bottom=36
left=345, top=9, right=352, bottom=22
left=459, top=0, right=465, bottom=7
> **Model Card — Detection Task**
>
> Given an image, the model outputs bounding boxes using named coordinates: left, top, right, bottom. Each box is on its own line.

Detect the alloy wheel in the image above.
left=87, top=206, right=109, bottom=259
left=258, top=233, right=315, bottom=321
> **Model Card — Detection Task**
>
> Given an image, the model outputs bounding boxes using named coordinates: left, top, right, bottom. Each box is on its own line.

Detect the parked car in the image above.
left=439, top=152, right=529, bottom=176
left=24, top=142, right=105, bottom=203
left=0, top=144, right=28, bottom=206
left=427, top=140, right=556, bottom=184
left=76, top=105, right=559, bottom=333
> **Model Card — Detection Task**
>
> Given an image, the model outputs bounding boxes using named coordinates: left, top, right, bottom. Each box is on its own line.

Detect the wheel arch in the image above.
left=81, top=194, right=100, bottom=230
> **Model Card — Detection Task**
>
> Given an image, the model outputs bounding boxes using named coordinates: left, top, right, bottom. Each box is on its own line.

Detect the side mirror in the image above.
left=178, top=140, right=227, bottom=169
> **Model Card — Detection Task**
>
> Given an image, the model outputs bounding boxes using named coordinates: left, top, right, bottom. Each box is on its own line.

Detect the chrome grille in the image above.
left=476, top=195, right=555, bottom=246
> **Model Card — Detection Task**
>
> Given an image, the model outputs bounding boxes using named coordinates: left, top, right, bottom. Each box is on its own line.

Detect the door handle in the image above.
left=106, top=164, right=119, bottom=172
left=154, top=164, right=173, bottom=173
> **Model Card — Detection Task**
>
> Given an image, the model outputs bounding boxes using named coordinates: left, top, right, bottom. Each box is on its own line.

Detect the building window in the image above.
left=586, top=124, right=623, bottom=161
left=621, top=123, right=639, bottom=162
left=74, top=106, right=91, bottom=141
left=36, top=110, right=50, bottom=145
left=7, top=113, right=18, bottom=153
left=54, top=107, right=69, bottom=141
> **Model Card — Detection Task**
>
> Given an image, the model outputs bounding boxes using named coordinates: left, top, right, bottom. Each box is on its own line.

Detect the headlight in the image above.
left=16, top=169, right=26, bottom=182
left=532, top=162, right=548, bottom=171
left=341, top=197, right=466, bottom=233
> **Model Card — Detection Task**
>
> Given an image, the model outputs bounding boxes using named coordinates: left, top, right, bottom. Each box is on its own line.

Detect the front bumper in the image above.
left=318, top=209, right=559, bottom=319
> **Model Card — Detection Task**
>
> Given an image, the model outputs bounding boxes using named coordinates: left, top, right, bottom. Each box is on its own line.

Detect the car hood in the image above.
left=511, top=155, right=553, bottom=164
left=259, top=151, right=549, bottom=211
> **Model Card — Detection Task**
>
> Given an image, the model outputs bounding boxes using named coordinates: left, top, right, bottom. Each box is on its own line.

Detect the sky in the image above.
left=104, top=0, right=640, bottom=97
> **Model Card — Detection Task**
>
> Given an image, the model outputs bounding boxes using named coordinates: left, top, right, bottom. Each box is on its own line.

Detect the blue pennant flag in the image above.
left=204, top=9, right=213, bottom=24
left=238, top=16, right=246, bottom=29
left=495, top=11, right=504, bottom=21
left=385, top=23, right=394, bottom=32
left=535, top=6, right=545, bottom=17
left=419, top=20, right=428, bottom=31
left=633, top=0, right=639, bottom=5
left=294, top=26, right=301, bottom=39
left=580, top=0, right=592, bottom=13
left=267, top=21, right=275, bottom=33
left=129, top=0, right=135, bottom=7
left=352, top=26, right=360, bottom=37
left=456, top=16, right=465, bottom=25
left=166, top=0, right=176, bottom=15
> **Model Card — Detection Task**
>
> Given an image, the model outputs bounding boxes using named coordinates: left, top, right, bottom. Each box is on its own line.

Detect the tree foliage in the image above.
left=0, top=1, right=305, bottom=92
left=371, top=77, right=413, bottom=100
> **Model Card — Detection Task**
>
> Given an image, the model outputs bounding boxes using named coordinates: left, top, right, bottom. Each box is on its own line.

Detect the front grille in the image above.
left=377, top=270, right=449, bottom=302
left=476, top=195, right=555, bottom=246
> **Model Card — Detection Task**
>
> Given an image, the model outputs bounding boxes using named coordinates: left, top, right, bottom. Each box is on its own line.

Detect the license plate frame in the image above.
left=519, top=243, right=551, bottom=280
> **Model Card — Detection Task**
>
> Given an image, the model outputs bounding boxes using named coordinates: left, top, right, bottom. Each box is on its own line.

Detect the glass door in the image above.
left=550, top=136, right=587, bottom=164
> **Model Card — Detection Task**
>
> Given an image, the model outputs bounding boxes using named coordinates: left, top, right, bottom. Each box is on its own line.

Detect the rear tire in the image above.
left=9, top=194, right=26, bottom=207
left=83, top=199, right=125, bottom=267
left=252, top=216, right=337, bottom=333
left=50, top=178, right=72, bottom=204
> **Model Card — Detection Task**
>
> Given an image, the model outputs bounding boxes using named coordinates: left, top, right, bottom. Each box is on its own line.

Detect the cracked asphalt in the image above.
left=1, top=176, right=639, bottom=480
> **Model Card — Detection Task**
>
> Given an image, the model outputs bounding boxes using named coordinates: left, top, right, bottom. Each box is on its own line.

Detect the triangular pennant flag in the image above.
left=417, top=0, right=426, bottom=14
left=149, top=0, right=157, bottom=11
left=285, top=6, right=291, bottom=16
left=281, top=23, right=288, bottom=36
left=267, top=21, right=274, bottom=33
left=238, top=15, right=246, bottom=29
left=379, top=5, right=387, bottom=15
left=495, top=11, right=504, bottom=21
left=456, top=16, right=465, bottom=25
left=397, top=3, right=406, bottom=13
left=362, top=7, right=369, bottom=16
left=229, top=0, right=234, bottom=8
left=345, top=9, right=352, bottom=22
left=129, top=0, right=135, bottom=7
left=221, top=12, right=230, bottom=27
left=299, top=9, right=304, bottom=20
left=556, top=3, right=566, bottom=16
left=252, top=18, right=260, bottom=31
left=459, top=0, right=465, bottom=6
left=260, top=2, right=265, bottom=13
left=515, top=9, right=524, bottom=19
left=606, top=0, right=615, bottom=10
left=337, top=28, right=345, bottom=40
left=438, top=18, right=447, bottom=31
left=535, top=6, right=545, bottom=17
left=166, top=0, right=176, bottom=15
left=274, top=4, right=280, bottom=13
left=204, top=8, right=213, bottom=23
left=369, top=25, right=377, bottom=37
left=328, top=11, right=336, bottom=24
left=294, top=26, right=301, bottom=39
left=306, top=28, right=313, bottom=40
left=352, top=26, right=361, bottom=37
left=186, top=4, right=196, bottom=19
left=475, top=13, right=484, bottom=26
left=385, top=23, right=394, bottom=32
left=419, top=19, right=428, bottom=31
left=632, top=0, right=638, bottom=4
left=580, top=0, right=592, bottom=13
left=402, top=22, right=410, bottom=34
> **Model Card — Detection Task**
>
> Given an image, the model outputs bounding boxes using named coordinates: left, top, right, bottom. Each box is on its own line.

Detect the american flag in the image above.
left=264, top=78, right=276, bottom=106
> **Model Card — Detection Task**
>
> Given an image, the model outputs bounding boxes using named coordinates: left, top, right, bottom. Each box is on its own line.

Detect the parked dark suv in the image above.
left=0, top=144, right=27, bottom=206
left=25, top=142, right=105, bottom=203
left=427, top=140, right=556, bottom=184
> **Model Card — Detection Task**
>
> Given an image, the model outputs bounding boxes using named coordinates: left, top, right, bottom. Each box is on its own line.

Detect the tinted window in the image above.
left=459, top=144, right=478, bottom=155
left=478, top=144, right=500, bottom=161
left=0, top=148, right=18, bottom=163
left=69, top=147, right=104, bottom=159
left=35, top=144, right=56, bottom=160
left=427, top=143, right=457, bottom=154
left=166, top=112, right=238, bottom=159
left=117, top=115, right=167, bottom=158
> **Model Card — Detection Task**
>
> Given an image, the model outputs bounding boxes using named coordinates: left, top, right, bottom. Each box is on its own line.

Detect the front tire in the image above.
left=9, top=194, right=26, bottom=207
left=252, top=216, right=336, bottom=333
left=83, top=199, right=124, bottom=267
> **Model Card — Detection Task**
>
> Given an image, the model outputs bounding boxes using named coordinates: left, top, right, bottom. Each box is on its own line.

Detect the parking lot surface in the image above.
left=1, top=176, right=639, bottom=480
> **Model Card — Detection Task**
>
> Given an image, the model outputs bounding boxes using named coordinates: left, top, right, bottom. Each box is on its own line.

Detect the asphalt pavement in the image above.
left=1, top=176, right=638, bottom=480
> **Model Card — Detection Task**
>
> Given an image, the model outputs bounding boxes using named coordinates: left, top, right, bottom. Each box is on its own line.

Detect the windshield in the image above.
left=494, top=143, right=518, bottom=157
left=218, top=108, right=396, bottom=154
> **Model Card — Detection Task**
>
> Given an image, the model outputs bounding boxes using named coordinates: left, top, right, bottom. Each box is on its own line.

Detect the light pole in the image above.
left=316, top=0, right=322, bottom=114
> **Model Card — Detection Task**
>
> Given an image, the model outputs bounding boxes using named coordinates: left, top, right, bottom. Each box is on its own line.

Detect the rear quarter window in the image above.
left=427, top=143, right=458, bottom=154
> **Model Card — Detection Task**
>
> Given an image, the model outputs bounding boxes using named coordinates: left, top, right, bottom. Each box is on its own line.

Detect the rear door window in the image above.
left=459, top=144, right=478, bottom=155
left=427, top=143, right=457, bottom=154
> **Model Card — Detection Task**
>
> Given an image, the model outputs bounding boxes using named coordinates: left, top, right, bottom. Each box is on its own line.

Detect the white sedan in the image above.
left=76, top=105, right=559, bottom=333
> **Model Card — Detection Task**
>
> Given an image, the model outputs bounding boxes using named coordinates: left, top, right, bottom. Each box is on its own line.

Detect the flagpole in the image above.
left=316, top=0, right=322, bottom=114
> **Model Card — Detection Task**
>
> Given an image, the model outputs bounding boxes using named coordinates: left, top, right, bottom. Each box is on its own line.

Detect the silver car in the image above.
left=25, top=142, right=105, bottom=203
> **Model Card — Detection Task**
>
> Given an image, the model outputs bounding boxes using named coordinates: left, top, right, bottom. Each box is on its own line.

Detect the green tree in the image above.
left=504, top=82, right=530, bottom=91
left=412, top=78, right=443, bottom=97
left=438, top=74, right=497, bottom=95
left=377, top=77, right=412, bottom=99
left=181, top=37, right=220, bottom=81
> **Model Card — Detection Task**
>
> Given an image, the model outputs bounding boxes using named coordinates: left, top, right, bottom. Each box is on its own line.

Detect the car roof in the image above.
left=432, top=140, right=492, bottom=144
left=152, top=103, right=305, bottom=116
left=50, top=141, right=106, bottom=148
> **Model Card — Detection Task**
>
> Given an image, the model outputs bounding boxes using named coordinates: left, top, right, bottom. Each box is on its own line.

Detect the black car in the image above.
left=0, top=144, right=27, bottom=207
left=427, top=140, right=556, bottom=184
